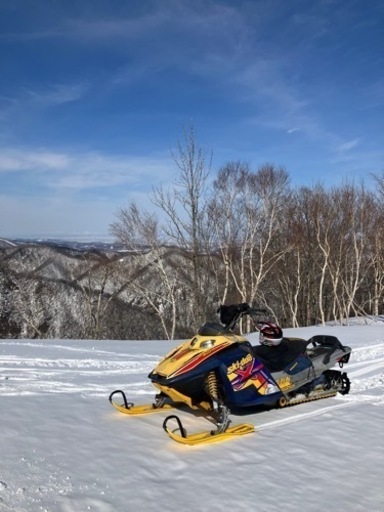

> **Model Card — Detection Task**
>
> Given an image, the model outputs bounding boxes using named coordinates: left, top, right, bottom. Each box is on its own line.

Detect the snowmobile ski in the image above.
left=162, top=415, right=255, bottom=445
left=109, top=390, right=175, bottom=415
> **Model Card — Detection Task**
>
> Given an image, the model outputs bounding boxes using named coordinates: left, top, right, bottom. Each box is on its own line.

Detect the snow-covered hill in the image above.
left=0, top=243, right=163, bottom=340
left=1, top=322, right=383, bottom=512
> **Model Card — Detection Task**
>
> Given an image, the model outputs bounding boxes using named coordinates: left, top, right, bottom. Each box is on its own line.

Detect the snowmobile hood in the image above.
left=153, top=328, right=247, bottom=379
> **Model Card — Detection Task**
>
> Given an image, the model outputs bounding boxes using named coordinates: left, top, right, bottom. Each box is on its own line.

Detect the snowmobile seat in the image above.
left=306, top=335, right=347, bottom=364
left=307, top=334, right=344, bottom=348
left=252, top=338, right=308, bottom=372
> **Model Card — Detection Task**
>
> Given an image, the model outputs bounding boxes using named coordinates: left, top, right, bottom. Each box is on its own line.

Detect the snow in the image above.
left=1, top=321, right=384, bottom=512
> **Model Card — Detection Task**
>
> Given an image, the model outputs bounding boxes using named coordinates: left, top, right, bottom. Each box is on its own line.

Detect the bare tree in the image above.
left=152, top=125, right=213, bottom=325
left=208, top=161, right=251, bottom=304
left=369, top=173, right=384, bottom=314
left=367, top=219, right=384, bottom=315
left=337, top=185, right=375, bottom=321
left=212, top=164, right=290, bottom=308
left=111, top=203, right=179, bottom=340
left=11, top=278, right=46, bottom=337
left=273, top=186, right=329, bottom=327
left=273, top=195, right=304, bottom=327
left=77, top=252, right=123, bottom=339
left=274, top=182, right=378, bottom=326
left=309, top=186, right=335, bottom=324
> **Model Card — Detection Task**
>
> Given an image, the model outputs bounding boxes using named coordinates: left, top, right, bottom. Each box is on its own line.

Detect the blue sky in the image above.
left=0, top=0, right=383, bottom=239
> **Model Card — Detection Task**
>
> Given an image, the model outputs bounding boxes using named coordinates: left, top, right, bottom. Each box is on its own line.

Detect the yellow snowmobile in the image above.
left=109, top=303, right=351, bottom=445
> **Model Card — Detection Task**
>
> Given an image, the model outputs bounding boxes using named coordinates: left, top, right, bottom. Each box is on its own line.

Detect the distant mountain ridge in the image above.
left=0, top=238, right=18, bottom=248
left=0, top=240, right=185, bottom=340
left=4, top=237, right=126, bottom=252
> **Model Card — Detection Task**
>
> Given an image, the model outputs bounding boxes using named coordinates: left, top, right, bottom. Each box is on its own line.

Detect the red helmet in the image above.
left=259, top=322, right=283, bottom=346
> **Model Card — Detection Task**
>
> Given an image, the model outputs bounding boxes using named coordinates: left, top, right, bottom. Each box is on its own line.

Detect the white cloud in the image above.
left=0, top=149, right=70, bottom=172
left=0, top=145, right=177, bottom=238
left=336, top=139, right=360, bottom=154
left=52, top=152, right=173, bottom=190
left=23, top=83, right=87, bottom=106
left=0, top=82, right=88, bottom=129
left=0, top=147, right=174, bottom=191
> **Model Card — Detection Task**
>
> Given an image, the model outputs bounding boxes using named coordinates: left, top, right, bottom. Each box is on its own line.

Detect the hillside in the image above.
left=0, top=240, right=183, bottom=340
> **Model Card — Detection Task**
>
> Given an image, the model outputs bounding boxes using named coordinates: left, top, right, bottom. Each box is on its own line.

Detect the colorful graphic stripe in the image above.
left=230, top=358, right=277, bottom=394
left=171, top=342, right=230, bottom=378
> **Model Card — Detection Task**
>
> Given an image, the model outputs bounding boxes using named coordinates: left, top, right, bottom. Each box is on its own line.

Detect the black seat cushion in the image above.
left=252, top=338, right=308, bottom=372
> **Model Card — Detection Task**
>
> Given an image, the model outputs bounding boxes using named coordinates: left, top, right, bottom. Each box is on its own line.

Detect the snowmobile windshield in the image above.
left=198, top=321, right=228, bottom=336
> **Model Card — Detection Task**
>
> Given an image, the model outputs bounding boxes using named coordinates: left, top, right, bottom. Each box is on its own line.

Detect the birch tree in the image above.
left=208, top=161, right=251, bottom=304
left=211, top=163, right=291, bottom=313
left=369, top=173, right=384, bottom=314
left=152, top=125, right=213, bottom=325
left=273, top=195, right=304, bottom=327
left=337, top=185, right=375, bottom=321
left=111, top=203, right=179, bottom=340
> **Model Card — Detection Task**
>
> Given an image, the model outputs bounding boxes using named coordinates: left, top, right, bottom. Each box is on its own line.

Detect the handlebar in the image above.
left=217, top=303, right=270, bottom=330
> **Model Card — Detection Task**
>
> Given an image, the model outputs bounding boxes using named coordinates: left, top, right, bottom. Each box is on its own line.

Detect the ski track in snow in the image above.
left=0, top=340, right=161, bottom=398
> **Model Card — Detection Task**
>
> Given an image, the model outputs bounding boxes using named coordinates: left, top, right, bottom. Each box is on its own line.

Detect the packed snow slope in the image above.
left=1, top=319, right=384, bottom=512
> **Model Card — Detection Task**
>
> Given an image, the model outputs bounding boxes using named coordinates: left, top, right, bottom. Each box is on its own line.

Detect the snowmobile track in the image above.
left=255, top=394, right=382, bottom=432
